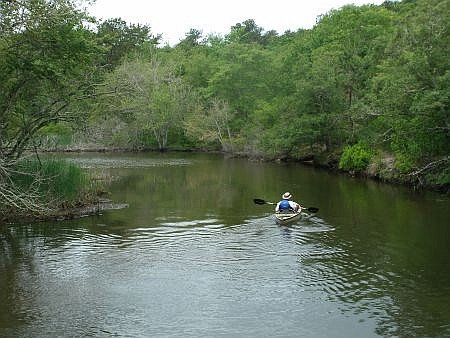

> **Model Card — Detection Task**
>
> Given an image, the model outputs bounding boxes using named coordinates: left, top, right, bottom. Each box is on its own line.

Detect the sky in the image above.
left=87, top=0, right=386, bottom=46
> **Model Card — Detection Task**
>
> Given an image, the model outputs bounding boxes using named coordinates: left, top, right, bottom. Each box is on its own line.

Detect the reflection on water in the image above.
left=68, top=156, right=192, bottom=169
left=1, top=152, right=449, bottom=338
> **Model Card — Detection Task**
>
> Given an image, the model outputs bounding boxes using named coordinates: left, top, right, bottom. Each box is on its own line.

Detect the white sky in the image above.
left=87, top=0, right=386, bottom=46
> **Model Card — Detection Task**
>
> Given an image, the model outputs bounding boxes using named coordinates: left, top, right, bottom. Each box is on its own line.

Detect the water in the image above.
left=1, top=152, right=449, bottom=337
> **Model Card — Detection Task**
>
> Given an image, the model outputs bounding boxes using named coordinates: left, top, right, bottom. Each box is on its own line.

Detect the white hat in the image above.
left=282, top=192, right=292, bottom=199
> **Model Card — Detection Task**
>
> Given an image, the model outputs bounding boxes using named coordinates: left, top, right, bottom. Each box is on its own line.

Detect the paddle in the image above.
left=253, top=198, right=275, bottom=205
left=253, top=198, right=319, bottom=213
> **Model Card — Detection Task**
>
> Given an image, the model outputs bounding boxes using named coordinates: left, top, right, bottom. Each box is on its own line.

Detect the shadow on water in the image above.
left=1, top=152, right=449, bottom=337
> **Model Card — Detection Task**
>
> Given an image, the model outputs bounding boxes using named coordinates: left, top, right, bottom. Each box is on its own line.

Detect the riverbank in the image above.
left=0, top=198, right=129, bottom=225
left=235, top=149, right=450, bottom=195
left=50, top=146, right=450, bottom=195
left=315, top=152, right=449, bottom=195
left=1, top=148, right=447, bottom=225
left=0, top=157, right=128, bottom=225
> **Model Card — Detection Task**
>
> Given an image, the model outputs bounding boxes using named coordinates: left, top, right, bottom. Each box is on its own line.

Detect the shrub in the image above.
left=434, top=167, right=450, bottom=186
left=394, top=153, right=415, bottom=174
left=339, top=143, right=373, bottom=173
left=12, top=158, right=88, bottom=203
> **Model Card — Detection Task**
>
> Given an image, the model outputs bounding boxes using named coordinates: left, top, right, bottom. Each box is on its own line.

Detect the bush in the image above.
left=12, top=158, right=88, bottom=203
left=38, top=122, right=73, bottom=148
left=339, top=143, right=373, bottom=173
left=436, top=167, right=450, bottom=185
left=394, top=153, right=415, bottom=174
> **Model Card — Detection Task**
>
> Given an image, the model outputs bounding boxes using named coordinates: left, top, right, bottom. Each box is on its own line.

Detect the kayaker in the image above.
left=275, top=192, right=301, bottom=213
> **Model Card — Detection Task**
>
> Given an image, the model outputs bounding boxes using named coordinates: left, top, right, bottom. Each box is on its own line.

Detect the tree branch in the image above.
left=409, top=156, right=450, bottom=177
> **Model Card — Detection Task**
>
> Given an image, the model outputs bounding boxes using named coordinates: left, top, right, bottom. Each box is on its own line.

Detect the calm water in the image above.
left=1, top=152, right=449, bottom=338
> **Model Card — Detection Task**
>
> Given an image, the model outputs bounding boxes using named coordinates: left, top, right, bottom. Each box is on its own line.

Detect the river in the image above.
left=1, top=152, right=449, bottom=337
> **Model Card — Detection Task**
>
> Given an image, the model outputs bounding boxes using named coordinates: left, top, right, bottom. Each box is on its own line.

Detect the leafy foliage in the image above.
left=98, top=57, right=197, bottom=150
left=0, top=0, right=99, bottom=162
left=96, top=18, right=160, bottom=70
left=339, top=143, right=373, bottom=172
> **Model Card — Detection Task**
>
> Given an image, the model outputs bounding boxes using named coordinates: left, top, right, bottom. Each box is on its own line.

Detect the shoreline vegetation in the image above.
left=49, top=144, right=450, bottom=193
left=50, top=145, right=450, bottom=193
left=0, top=146, right=447, bottom=225
left=1, top=0, right=448, bottom=223
left=0, top=157, right=128, bottom=224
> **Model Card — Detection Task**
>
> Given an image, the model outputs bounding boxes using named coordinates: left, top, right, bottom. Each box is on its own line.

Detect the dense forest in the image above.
left=0, top=0, right=448, bottom=219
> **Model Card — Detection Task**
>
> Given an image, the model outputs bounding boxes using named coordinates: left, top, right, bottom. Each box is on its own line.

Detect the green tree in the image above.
left=305, top=5, right=395, bottom=148
left=184, top=98, right=235, bottom=151
left=101, top=57, right=195, bottom=150
left=207, top=42, right=274, bottom=130
left=96, top=18, right=160, bottom=70
left=368, top=0, right=449, bottom=178
left=0, top=0, right=99, bottom=163
left=176, top=28, right=203, bottom=50
left=0, top=0, right=99, bottom=213
left=226, top=19, right=277, bottom=45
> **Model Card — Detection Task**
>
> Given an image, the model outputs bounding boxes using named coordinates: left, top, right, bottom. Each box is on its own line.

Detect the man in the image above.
left=275, top=192, right=301, bottom=213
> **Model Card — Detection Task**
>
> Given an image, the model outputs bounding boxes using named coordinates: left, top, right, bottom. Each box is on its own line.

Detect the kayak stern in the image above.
left=274, top=211, right=302, bottom=225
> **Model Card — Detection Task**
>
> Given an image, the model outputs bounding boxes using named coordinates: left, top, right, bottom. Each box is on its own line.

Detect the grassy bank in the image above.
left=0, top=158, right=105, bottom=223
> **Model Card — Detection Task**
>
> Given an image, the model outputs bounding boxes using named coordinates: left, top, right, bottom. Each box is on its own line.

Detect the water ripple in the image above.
left=6, top=215, right=444, bottom=338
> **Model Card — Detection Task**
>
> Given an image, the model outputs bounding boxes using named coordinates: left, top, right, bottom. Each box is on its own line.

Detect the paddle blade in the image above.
left=306, top=207, right=319, bottom=213
left=253, top=198, right=266, bottom=205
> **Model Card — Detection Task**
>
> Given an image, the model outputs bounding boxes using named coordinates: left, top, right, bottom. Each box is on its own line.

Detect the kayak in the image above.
left=274, top=210, right=303, bottom=225
left=253, top=199, right=319, bottom=225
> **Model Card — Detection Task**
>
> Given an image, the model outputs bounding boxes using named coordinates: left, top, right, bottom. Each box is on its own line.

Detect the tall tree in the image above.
left=101, top=57, right=195, bottom=150
left=226, top=19, right=276, bottom=45
left=0, top=0, right=99, bottom=164
left=0, top=0, right=99, bottom=211
left=184, top=98, right=235, bottom=151
left=96, top=18, right=160, bottom=70
left=368, top=0, right=449, bottom=176
left=176, top=28, right=203, bottom=50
